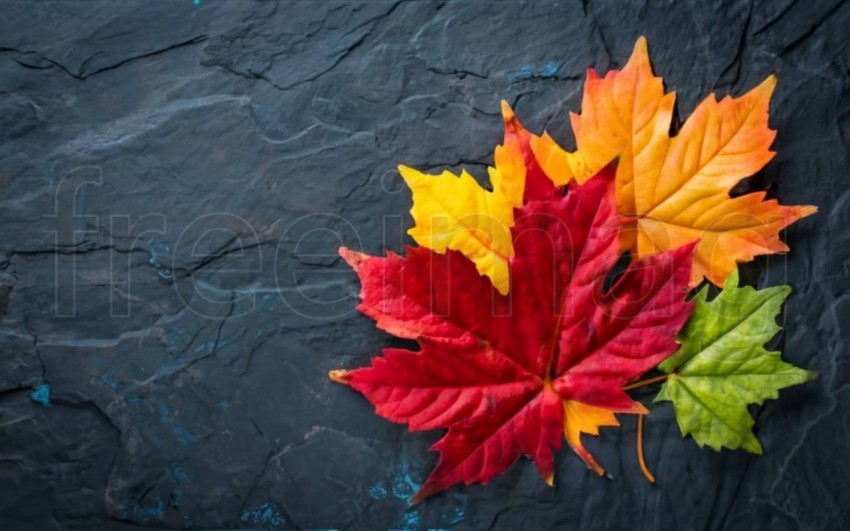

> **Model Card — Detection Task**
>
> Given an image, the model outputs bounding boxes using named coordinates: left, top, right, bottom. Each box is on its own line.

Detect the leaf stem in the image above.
left=637, top=414, right=656, bottom=484
left=623, top=374, right=668, bottom=391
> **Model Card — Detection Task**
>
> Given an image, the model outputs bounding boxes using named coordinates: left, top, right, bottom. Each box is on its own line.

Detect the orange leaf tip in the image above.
left=633, top=35, right=649, bottom=59
left=500, top=99, right=522, bottom=136
left=410, top=484, right=436, bottom=506
left=628, top=401, right=650, bottom=415
left=328, top=369, right=352, bottom=385
left=339, top=246, right=367, bottom=271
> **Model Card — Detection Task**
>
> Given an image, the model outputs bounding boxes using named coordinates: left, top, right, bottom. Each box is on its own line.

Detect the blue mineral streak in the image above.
left=30, top=384, right=50, bottom=407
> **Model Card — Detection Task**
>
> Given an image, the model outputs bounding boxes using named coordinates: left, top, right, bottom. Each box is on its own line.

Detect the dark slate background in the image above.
left=0, top=0, right=848, bottom=529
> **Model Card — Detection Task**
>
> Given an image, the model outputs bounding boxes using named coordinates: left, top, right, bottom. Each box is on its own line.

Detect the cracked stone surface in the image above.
left=1, top=0, right=848, bottom=529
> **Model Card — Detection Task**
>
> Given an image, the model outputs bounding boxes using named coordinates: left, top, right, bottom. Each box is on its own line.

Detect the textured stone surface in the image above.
left=0, top=0, right=848, bottom=529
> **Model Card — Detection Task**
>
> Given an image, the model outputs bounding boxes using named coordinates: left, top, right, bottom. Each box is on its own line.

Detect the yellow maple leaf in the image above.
left=399, top=106, right=527, bottom=295
left=531, top=37, right=816, bottom=286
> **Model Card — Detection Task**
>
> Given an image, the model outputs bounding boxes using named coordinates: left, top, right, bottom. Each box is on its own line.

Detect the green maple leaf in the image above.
left=655, top=268, right=816, bottom=453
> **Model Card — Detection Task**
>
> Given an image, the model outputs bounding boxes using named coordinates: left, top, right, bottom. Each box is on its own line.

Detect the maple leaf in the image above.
left=654, top=268, right=816, bottom=453
left=399, top=101, right=558, bottom=295
left=531, top=37, right=816, bottom=287
left=330, top=164, right=696, bottom=501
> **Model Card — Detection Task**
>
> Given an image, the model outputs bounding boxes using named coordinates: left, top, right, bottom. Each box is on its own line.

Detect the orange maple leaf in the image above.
left=531, top=37, right=816, bottom=286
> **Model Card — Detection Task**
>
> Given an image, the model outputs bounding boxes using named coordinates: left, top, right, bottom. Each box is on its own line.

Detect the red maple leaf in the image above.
left=330, top=164, right=695, bottom=502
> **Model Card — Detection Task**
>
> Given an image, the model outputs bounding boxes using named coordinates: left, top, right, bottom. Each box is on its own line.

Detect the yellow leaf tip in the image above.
left=543, top=472, right=554, bottom=487
left=500, top=99, right=514, bottom=118
left=397, top=164, right=419, bottom=180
